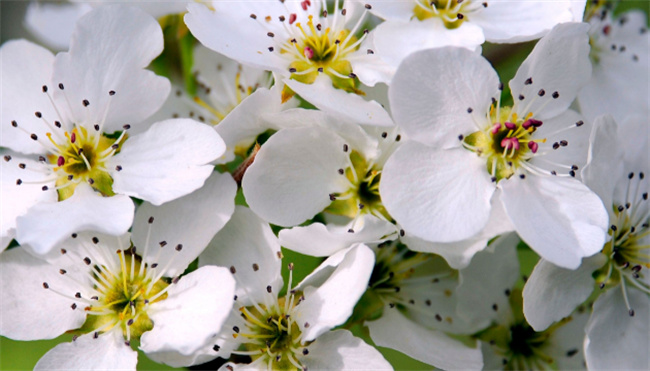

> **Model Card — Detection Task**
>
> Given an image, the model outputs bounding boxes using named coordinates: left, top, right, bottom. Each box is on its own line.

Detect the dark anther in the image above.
left=303, top=348, right=309, bottom=355
left=267, top=285, right=273, bottom=293
left=71, top=303, right=77, bottom=310
left=566, top=349, right=578, bottom=357
left=538, top=89, right=545, bottom=96
left=230, top=266, right=236, bottom=274
left=115, top=165, right=123, bottom=171
left=576, top=120, right=584, bottom=127
left=83, top=257, right=91, bottom=265
left=30, top=133, right=38, bottom=141
left=94, top=124, right=100, bottom=131
left=457, top=13, right=464, bottom=19
left=367, top=49, right=374, bottom=54
left=11, top=120, right=18, bottom=127
left=213, top=344, right=221, bottom=352
left=109, top=90, right=116, bottom=96
left=381, top=132, right=388, bottom=138
left=252, top=263, right=260, bottom=271
left=268, top=47, right=274, bottom=52
left=175, top=244, right=183, bottom=251
left=569, top=170, right=576, bottom=177
left=16, top=179, right=23, bottom=185
left=343, top=144, right=349, bottom=152
left=611, top=225, right=617, bottom=231
left=458, top=134, right=464, bottom=140
left=400, top=229, right=405, bottom=237
left=267, top=32, right=274, bottom=37
left=289, top=68, right=297, bottom=73
left=518, top=94, right=525, bottom=101
left=552, top=142, right=560, bottom=150
left=43, top=282, right=49, bottom=289
left=18, top=163, right=26, bottom=169
left=329, top=194, right=336, bottom=201
left=82, top=99, right=90, bottom=107
left=148, top=216, right=154, bottom=224
left=3, top=155, right=10, bottom=162
left=519, top=174, right=526, bottom=179
left=552, top=91, right=559, bottom=99
left=492, top=303, right=498, bottom=311
left=35, top=111, right=42, bottom=118
left=365, top=4, right=372, bottom=9
left=467, top=107, right=473, bottom=113
left=42, top=185, right=49, bottom=191
left=123, top=124, right=131, bottom=130
left=58, top=83, right=65, bottom=90
left=525, top=77, right=533, bottom=85
left=338, top=168, right=345, bottom=175
left=250, top=13, right=257, bottom=19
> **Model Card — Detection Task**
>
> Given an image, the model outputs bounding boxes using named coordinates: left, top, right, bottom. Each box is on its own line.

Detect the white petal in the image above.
left=523, top=254, right=606, bottom=331
left=528, top=109, right=592, bottom=175
left=242, top=126, right=349, bottom=226
left=471, top=0, right=576, bottom=43
left=34, top=331, right=137, bottom=371
left=401, top=190, right=513, bottom=269
left=500, top=175, right=609, bottom=269
left=184, top=3, right=286, bottom=73
left=510, top=23, right=591, bottom=120
left=544, top=308, right=590, bottom=370
left=457, top=233, right=520, bottom=329
left=373, top=19, right=484, bottom=77
left=300, top=329, right=392, bottom=370
left=581, top=115, right=624, bottom=210
left=24, top=2, right=91, bottom=51
left=109, top=118, right=224, bottom=205
left=284, top=75, right=394, bottom=126
left=216, top=86, right=289, bottom=152
left=140, top=266, right=236, bottom=363
left=1, top=154, right=57, bottom=246
left=0, top=248, right=86, bottom=340
left=380, top=143, right=495, bottom=243
left=0, top=40, right=56, bottom=154
left=367, top=306, right=483, bottom=370
left=389, top=46, right=497, bottom=148
left=279, top=215, right=397, bottom=257
left=16, top=183, right=134, bottom=256
left=348, top=33, right=396, bottom=86
left=585, top=287, right=650, bottom=370
left=52, top=5, right=170, bottom=133
left=364, top=1, right=414, bottom=21
left=296, top=244, right=375, bottom=341
left=199, top=206, right=283, bottom=307
left=131, top=172, right=236, bottom=278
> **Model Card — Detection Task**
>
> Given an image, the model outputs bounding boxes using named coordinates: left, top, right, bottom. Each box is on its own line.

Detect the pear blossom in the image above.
left=380, top=23, right=609, bottom=269
left=523, top=115, right=650, bottom=370
left=363, top=0, right=582, bottom=77
left=577, top=8, right=649, bottom=122
left=0, top=172, right=238, bottom=369
left=243, top=109, right=400, bottom=229
left=145, top=206, right=391, bottom=369
left=457, top=233, right=589, bottom=370
left=0, top=6, right=225, bottom=254
left=185, top=0, right=394, bottom=126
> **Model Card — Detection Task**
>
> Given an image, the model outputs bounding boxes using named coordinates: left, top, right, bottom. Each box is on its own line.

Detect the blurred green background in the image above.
left=1, top=0, right=647, bottom=370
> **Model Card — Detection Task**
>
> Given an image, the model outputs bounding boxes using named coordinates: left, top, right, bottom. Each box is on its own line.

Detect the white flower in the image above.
left=380, top=23, right=609, bottom=269
left=0, top=172, right=238, bottom=369
left=242, top=109, right=400, bottom=228
left=185, top=0, right=393, bottom=126
left=153, top=206, right=392, bottom=369
left=457, top=233, right=589, bottom=370
left=364, top=0, right=582, bottom=77
left=577, top=8, right=649, bottom=123
left=0, top=6, right=225, bottom=254
left=523, top=115, right=650, bottom=370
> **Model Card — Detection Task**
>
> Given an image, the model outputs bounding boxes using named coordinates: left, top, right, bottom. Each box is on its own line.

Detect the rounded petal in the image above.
left=300, top=329, right=392, bottom=370
left=389, top=46, right=497, bottom=148
left=471, top=0, right=576, bottom=43
left=500, top=175, right=609, bottom=269
left=109, top=118, right=225, bottom=205
left=34, top=331, right=137, bottom=371
left=380, top=143, right=495, bottom=243
left=52, top=5, right=170, bottom=133
left=581, top=115, right=624, bottom=210
left=140, top=266, right=236, bottom=363
left=24, top=2, right=91, bottom=51
left=364, top=1, right=414, bottom=21
left=367, top=306, right=483, bottom=370
left=457, top=233, right=520, bottom=328
left=184, top=3, right=286, bottom=73
left=296, top=244, right=375, bottom=341
left=279, top=215, right=397, bottom=257
left=283, top=75, right=394, bottom=127
left=585, top=287, right=650, bottom=370
left=0, top=39, right=56, bottom=154
left=0, top=248, right=86, bottom=340
left=373, top=19, right=484, bottom=76
left=199, top=206, right=283, bottom=307
left=242, top=126, right=350, bottom=226
left=510, top=23, right=591, bottom=120
left=1, top=154, right=57, bottom=247
left=216, top=86, right=289, bottom=152
left=131, top=172, right=236, bottom=278
left=523, top=254, right=606, bottom=331
left=401, top=191, right=513, bottom=269
left=16, top=183, right=134, bottom=256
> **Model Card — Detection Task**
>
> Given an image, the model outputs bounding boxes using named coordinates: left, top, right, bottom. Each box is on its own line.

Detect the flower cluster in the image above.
left=1, top=0, right=648, bottom=370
